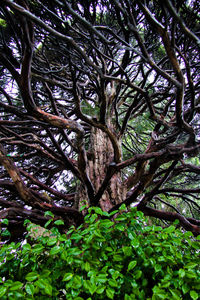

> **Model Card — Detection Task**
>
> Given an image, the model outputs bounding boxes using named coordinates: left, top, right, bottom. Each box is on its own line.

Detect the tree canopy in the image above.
left=0, top=0, right=200, bottom=238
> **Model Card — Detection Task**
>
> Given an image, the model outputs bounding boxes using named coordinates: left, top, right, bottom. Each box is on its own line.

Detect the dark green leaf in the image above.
left=45, top=284, right=52, bottom=296
left=25, top=283, right=35, bottom=296
left=106, top=287, right=115, bottom=299
left=128, top=260, right=137, bottom=271
left=44, top=219, right=52, bottom=228
left=96, top=286, right=105, bottom=294
left=22, top=243, right=31, bottom=251
left=63, top=273, right=73, bottom=281
left=0, top=287, right=7, bottom=298
left=49, top=245, right=61, bottom=255
left=54, top=219, right=64, bottom=225
left=44, top=211, right=54, bottom=218
left=1, top=219, right=9, bottom=225
left=9, top=281, right=23, bottom=291
left=25, top=272, right=38, bottom=282
left=190, top=290, right=199, bottom=300
left=47, top=237, right=57, bottom=246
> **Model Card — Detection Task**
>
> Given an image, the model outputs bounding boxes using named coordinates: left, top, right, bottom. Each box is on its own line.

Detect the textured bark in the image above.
left=76, top=127, right=126, bottom=212
left=0, top=144, right=38, bottom=206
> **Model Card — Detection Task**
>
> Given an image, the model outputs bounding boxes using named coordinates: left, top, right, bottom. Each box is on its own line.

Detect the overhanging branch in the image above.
left=140, top=206, right=200, bottom=236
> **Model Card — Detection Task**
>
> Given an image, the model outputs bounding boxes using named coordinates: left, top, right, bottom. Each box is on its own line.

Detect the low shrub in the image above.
left=0, top=206, right=199, bottom=299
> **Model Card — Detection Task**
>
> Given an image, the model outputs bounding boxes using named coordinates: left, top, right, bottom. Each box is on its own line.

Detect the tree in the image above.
left=0, top=0, right=200, bottom=239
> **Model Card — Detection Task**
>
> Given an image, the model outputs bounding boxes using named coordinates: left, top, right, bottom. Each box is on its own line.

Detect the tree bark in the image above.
left=76, top=127, right=126, bottom=212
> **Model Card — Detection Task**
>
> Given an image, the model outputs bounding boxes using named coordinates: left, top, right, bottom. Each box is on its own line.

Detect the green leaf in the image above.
left=109, top=210, right=118, bottom=216
left=49, top=245, right=61, bottom=255
left=115, top=223, right=125, bottom=231
left=178, top=269, right=185, bottom=278
left=155, top=264, right=162, bottom=273
left=67, top=226, right=75, bottom=234
left=0, top=287, right=7, bottom=298
left=41, top=270, right=51, bottom=278
left=128, top=260, right=137, bottom=271
left=131, top=238, right=140, bottom=248
left=108, top=279, right=118, bottom=288
left=110, top=270, right=121, bottom=280
left=106, top=287, right=115, bottom=299
left=96, top=274, right=107, bottom=283
left=93, top=207, right=104, bottom=215
left=100, top=219, right=114, bottom=228
left=101, top=211, right=110, bottom=217
left=71, top=248, right=82, bottom=256
left=113, top=254, right=123, bottom=261
left=173, top=219, right=179, bottom=225
left=136, top=211, right=144, bottom=218
left=190, top=291, right=199, bottom=300
left=124, top=294, right=132, bottom=300
left=0, top=18, right=7, bottom=27
left=134, top=270, right=142, bottom=280
left=184, top=231, right=193, bottom=238
left=54, top=219, right=65, bottom=225
left=25, top=283, right=35, bottom=296
left=84, top=261, right=90, bottom=272
left=47, top=237, right=57, bottom=246
left=45, top=284, right=52, bottom=296
left=185, top=262, right=198, bottom=269
left=96, top=286, right=105, bottom=294
left=9, top=281, right=23, bottom=291
left=185, top=270, right=197, bottom=279
left=32, top=244, right=44, bottom=254
left=71, top=233, right=83, bottom=241
left=44, top=219, right=52, bottom=228
left=153, top=286, right=167, bottom=299
left=44, top=211, right=54, bottom=218
left=35, top=278, right=48, bottom=289
left=25, top=272, right=38, bottom=282
left=1, top=229, right=10, bottom=237
left=119, top=204, right=126, bottom=211
left=94, top=229, right=103, bottom=238
left=145, top=246, right=153, bottom=256
left=83, top=280, right=97, bottom=295
left=115, top=215, right=127, bottom=221
left=122, top=246, right=132, bottom=256
left=169, top=289, right=181, bottom=300
left=24, top=219, right=31, bottom=226
left=1, top=219, right=9, bottom=225
left=63, top=273, right=73, bottom=281
left=182, top=284, right=189, bottom=295
left=22, top=243, right=31, bottom=251
left=166, top=225, right=176, bottom=233
left=88, top=214, right=98, bottom=223
left=72, top=275, right=82, bottom=289
left=80, top=204, right=87, bottom=212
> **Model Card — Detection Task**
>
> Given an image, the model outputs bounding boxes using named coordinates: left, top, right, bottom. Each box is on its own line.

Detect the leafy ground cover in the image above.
left=0, top=206, right=200, bottom=299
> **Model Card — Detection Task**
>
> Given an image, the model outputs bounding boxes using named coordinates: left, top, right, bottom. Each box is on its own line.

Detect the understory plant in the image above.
left=0, top=206, right=200, bottom=299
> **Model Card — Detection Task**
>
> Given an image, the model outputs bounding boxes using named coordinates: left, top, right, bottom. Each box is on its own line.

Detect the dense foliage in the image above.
left=0, top=207, right=200, bottom=299
left=0, top=0, right=200, bottom=237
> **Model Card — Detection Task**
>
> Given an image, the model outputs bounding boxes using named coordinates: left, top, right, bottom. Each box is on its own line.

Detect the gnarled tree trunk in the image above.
left=75, top=127, right=126, bottom=212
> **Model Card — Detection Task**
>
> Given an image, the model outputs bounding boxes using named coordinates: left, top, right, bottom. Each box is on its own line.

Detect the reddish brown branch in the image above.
left=0, top=143, right=41, bottom=207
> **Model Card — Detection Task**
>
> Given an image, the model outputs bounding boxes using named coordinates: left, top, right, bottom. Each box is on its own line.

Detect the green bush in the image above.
left=0, top=206, right=199, bottom=299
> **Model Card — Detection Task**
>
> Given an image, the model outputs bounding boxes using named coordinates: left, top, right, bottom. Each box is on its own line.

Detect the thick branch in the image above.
left=0, top=143, right=40, bottom=206
left=140, top=206, right=200, bottom=236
